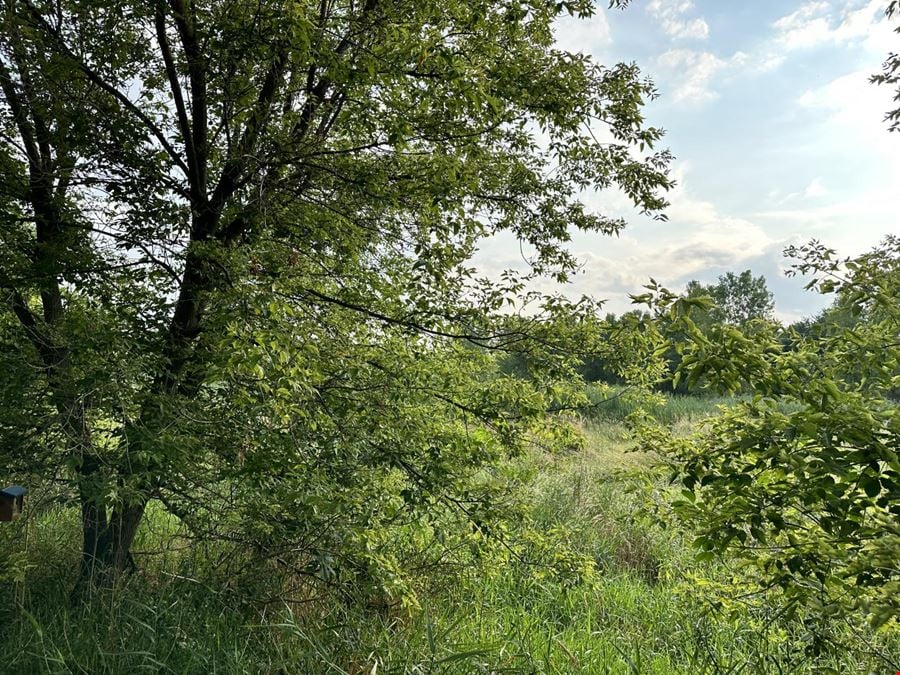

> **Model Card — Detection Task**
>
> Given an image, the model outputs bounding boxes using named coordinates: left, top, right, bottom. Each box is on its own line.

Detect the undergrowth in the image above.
left=0, top=397, right=896, bottom=673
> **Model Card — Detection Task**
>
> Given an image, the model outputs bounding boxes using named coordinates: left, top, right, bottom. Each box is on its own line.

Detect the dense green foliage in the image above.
left=640, top=238, right=900, bottom=631
left=0, top=0, right=671, bottom=592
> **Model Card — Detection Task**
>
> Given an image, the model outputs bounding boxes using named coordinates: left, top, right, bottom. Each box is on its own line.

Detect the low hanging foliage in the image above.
left=636, top=236, right=900, bottom=630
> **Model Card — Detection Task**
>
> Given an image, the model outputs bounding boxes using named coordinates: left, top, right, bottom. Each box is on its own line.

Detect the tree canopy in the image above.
left=0, top=0, right=671, bottom=591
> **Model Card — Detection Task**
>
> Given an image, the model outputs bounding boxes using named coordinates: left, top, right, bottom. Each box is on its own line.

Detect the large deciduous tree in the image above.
left=684, top=270, right=774, bottom=327
left=0, top=0, right=670, bottom=588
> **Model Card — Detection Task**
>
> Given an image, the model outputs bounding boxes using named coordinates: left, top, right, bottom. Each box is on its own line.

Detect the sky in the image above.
left=472, top=0, right=900, bottom=323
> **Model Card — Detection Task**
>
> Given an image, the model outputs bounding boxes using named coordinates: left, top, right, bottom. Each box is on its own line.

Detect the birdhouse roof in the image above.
left=1, top=485, right=28, bottom=498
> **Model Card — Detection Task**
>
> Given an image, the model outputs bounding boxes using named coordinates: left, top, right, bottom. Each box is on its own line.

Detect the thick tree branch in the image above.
left=0, top=58, right=40, bottom=168
left=209, top=45, right=289, bottom=219
left=291, top=0, right=378, bottom=144
left=3, top=287, right=49, bottom=356
left=289, top=286, right=526, bottom=348
left=169, top=0, right=207, bottom=202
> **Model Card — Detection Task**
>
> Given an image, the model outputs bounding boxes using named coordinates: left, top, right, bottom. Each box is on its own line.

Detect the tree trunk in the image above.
left=96, top=502, right=147, bottom=572
left=74, top=501, right=146, bottom=594
left=76, top=460, right=107, bottom=585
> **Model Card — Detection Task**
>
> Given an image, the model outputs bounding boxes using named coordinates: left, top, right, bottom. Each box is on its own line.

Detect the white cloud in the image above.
left=606, top=162, right=775, bottom=266
left=720, top=1, right=892, bottom=81
left=797, top=66, right=900, bottom=187
left=773, top=1, right=833, bottom=48
left=773, top=0, right=891, bottom=52
left=476, top=164, right=778, bottom=312
left=803, top=178, right=828, bottom=198
left=797, top=66, right=897, bottom=137
left=470, top=160, right=833, bottom=319
left=753, top=194, right=896, bottom=258
left=654, top=165, right=773, bottom=268
left=656, top=2, right=894, bottom=107
left=656, top=49, right=733, bottom=103
left=770, top=178, right=830, bottom=205
left=647, top=0, right=710, bottom=40
left=758, top=58, right=900, bottom=260
left=755, top=64, right=899, bottom=255
left=554, top=10, right=612, bottom=59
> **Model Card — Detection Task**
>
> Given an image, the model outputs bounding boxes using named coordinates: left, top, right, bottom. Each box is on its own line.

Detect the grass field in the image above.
left=0, top=395, right=896, bottom=673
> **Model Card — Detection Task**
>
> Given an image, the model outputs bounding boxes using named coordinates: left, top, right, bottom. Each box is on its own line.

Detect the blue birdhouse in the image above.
left=0, top=486, right=28, bottom=521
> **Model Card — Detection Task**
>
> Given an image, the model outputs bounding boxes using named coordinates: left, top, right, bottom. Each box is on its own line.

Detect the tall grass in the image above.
left=0, top=395, right=896, bottom=673
left=583, top=385, right=743, bottom=426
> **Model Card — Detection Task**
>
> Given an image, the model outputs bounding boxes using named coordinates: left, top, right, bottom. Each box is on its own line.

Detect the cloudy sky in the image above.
left=473, top=0, right=899, bottom=322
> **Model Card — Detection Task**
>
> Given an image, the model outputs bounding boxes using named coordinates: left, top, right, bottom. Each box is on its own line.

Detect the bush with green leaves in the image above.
left=637, top=236, right=900, bottom=630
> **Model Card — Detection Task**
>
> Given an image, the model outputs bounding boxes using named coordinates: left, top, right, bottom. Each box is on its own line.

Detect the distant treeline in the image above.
left=505, top=268, right=899, bottom=399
